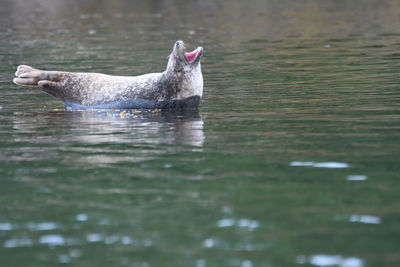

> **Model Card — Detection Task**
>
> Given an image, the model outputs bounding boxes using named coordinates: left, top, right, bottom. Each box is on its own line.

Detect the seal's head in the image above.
left=166, top=40, right=203, bottom=98
left=167, top=40, right=203, bottom=69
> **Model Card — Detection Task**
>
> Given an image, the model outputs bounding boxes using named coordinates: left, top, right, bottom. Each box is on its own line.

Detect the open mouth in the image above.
left=184, top=47, right=202, bottom=64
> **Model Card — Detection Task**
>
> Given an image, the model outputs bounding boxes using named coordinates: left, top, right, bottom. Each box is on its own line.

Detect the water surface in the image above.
left=1, top=0, right=400, bottom=266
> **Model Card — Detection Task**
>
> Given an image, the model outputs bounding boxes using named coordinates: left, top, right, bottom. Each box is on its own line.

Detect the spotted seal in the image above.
left=13, top=40, right=203, bottom=110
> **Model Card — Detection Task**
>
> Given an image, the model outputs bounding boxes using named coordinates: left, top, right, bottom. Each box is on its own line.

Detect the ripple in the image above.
left=290, top=161, right=350, bottom=168
left=3, top=237, right=33, bottom=248
left=86, top=233, right=103, bottom=242
left=75, top=213, right=89, bottom=222
left=0, top=222, right=12, bottom=231
left=346, top=175, right=367, bottom=181
left=58, top=254, right=71, bottom=263
left=290, top=161, right=314, bottom=167
left=121, top=235, right=134, bottom=245
left=296, top=254, right=364, bottom=267
left=237, top=219, right=260, bottom=230
left=196, top=259, right=206, bottom=267
left=216, top=218, right=259, bottom=231
left=163, top=163, right=173, bottom=168
left=349, top=214, right=381, bottom=224
left=69, top=249, right=82, bottom=258
left=0, top=221, right=61, bottom=231
left=313, top=162, right=350, bottom=168
left=104, top=235, right=120, bottom=245
left=241, top=260, right=253, bottom=267
left=25, top=222, right=59, bottom=231
left=143, top=239, right=153, bottom=247
left=234, top=242, right=267, bottom=251
left=39, top=234, right=65, bottom=246
left=202, top=238, right=216, bottom=248
left=217, top=218, right=235, bottom=227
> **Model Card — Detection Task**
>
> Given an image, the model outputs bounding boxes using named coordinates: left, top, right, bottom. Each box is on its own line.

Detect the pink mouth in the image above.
left=184, top=47, right=201, bottom=63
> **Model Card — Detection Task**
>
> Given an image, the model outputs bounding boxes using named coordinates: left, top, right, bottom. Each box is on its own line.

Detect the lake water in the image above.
left=1, top=0, right=400, bottom=266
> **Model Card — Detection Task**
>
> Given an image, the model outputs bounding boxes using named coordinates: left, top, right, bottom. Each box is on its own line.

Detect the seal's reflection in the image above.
left=79, top=110, right=205, bottom=147
left=12, top=109, right=205, bottom=148
left=67, top=110, right=204, bottom=147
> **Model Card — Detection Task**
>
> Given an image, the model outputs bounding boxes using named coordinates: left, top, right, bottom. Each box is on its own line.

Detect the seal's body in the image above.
left=13, top=40, right=203, bottom=110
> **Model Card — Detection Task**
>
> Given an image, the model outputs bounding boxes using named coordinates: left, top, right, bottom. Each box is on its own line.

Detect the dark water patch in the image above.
left=378, top=32, right=400, bottom=37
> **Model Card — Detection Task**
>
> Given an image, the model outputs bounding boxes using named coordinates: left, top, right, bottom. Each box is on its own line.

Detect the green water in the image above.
left=1, top=0, right=400, bottom=266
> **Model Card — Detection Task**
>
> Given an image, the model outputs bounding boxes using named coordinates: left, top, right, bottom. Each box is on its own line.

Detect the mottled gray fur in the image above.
left=13, top=40, right=203, bottom=108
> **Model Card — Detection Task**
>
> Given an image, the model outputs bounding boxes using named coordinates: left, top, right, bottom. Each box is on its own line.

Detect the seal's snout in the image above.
left=184, top=47, right=203, bottom=64
left=175, top=40, right=184, bottom=48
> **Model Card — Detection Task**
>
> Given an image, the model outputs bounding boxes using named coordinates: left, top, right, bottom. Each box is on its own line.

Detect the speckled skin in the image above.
left=13, top=41, right=203, bottom=109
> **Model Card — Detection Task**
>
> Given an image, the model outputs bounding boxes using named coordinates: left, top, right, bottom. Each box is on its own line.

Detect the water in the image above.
left=1, top=0, right=400, bottom=266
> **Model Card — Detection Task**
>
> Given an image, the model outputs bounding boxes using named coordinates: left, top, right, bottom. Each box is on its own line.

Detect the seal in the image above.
left=13, top=40, right=203, bottom=110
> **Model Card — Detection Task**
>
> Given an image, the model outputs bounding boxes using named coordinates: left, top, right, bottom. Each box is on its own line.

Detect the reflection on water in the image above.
left=8, top=110, right=205, bottom=167
left=2, top=218, right=154, bottom=250
left=346, top=175, right=367, bottom=181
left=216, top=218, right=260, bottom=231
left=296, top=254, right=364, bottom=267
left=3, top=237, right=33, bottom=248
left=349, top=214, right=381, bottom=225
left=75, top=213, right=88, bottom=222
left=333, top=214, right=382, bottom=225
left=12, top=110, right=204, bottom=147
left=290, top=161, right=350, bottom=168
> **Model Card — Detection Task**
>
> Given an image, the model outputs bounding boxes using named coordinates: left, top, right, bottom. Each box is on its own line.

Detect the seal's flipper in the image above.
left=13, top=65, right=64, bottom=96
left=15, top=65, right=33, bottom=76
left=38, top=81, right=62, bottom=97
left=13, top=77, right=39, bottom=88
left=13, top=65, right=40, bottom=87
